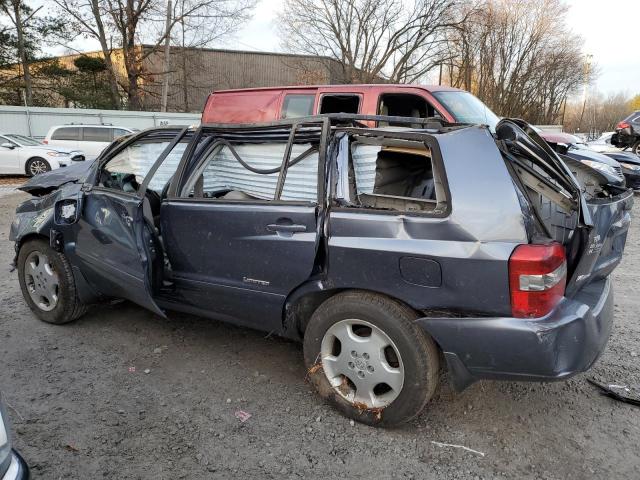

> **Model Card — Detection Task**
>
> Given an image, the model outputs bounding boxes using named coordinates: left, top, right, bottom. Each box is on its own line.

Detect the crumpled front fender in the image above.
left=9, top=184, right=82, bottom=261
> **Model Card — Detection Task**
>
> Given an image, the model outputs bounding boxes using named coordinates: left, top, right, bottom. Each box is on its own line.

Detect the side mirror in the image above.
left=54, top=194, right=83, bottom=225
left=1, top=142, right=15, bottom=149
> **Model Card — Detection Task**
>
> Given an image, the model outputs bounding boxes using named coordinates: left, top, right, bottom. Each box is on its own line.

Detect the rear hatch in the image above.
left=496, top=119, right=633, bottom=296
left=568, top=189, right=633, bottom=294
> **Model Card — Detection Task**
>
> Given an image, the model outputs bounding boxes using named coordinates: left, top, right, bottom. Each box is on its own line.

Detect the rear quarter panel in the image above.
left=327, top=127, right=527, bottom=316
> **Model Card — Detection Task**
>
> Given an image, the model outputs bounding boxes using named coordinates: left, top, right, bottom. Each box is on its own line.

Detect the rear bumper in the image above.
left=1, top=451, right=29, bottom=480
left=416, top=277, right=613, bottom=391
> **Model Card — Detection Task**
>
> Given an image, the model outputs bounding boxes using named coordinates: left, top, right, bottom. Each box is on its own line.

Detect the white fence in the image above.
left=0, top=105, right=201, bottom=139
left=534, top=124, right=564, bottom=133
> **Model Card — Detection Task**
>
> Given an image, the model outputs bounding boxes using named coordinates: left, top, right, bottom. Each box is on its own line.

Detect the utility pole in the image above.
left=577, top=54, right=593, bottom=132
left=160, top=0, right=172, bottom=112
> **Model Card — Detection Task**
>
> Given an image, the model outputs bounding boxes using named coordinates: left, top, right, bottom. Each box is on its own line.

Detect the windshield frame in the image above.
left=4, top=134, right=42, bottom=147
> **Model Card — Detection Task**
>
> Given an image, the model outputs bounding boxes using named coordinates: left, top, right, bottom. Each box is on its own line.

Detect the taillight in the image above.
left=42, top=139, right=48, bottom=144
left=509, top=243, right=567, bottom=318
left=616, top=121, right=630, bottom=130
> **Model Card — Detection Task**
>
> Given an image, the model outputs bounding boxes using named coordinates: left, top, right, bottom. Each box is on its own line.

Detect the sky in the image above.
left=228, top=0, right=640, bottom=97
left=52, top=0, right=640, bottom=97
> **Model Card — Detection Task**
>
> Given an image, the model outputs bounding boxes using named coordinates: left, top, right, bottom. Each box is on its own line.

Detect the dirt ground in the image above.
left=0, top=190, right=638, bottom=480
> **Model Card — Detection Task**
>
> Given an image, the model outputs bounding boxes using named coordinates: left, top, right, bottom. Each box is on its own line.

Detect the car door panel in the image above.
left=73, top=188, right=165, bottom=317
left=0, top=137, right=20, bottom=173
left=161, top=200, right=319, bottom=330
left=66, top=127, right=188, bottom=317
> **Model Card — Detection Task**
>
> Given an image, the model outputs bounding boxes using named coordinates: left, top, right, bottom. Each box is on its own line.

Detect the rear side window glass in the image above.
left=281, top=94, right=315, bottom=119
left=83, top=127, right=112, bottom=142
left=51, top=127, right=80, bottom=141
left=182, top=142, right=319, bottom=202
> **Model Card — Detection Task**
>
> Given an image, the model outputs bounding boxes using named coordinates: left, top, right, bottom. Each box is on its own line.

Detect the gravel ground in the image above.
left=0, top=190, right=639, bottom=479
left=0, top=176, right=25, bottom=198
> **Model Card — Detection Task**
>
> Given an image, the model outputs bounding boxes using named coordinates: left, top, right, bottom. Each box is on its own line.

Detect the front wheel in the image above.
left=303, top=291, right=440, bottom=427
left=17, top=239, right=88, bottom=324
left=26, top=157, right=51, bottom=176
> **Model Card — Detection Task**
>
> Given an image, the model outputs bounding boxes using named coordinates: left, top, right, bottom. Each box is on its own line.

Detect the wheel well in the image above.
left=287, top=288, right=422, bottom=339
left=17, top=232, right=49, bottom=251
left=25, top=156, right=47, bottom=174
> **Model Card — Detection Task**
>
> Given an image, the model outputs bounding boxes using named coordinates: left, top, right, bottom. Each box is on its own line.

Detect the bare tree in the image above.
left=51, top=0, right=122, bottom=108
left=53, top=0, right=255, bottom=110
left=279, top=0, right=467, bottom=83
left=0, top=0, right=40, bottom=104
left=168, top=0, right=255, bottom=111
left=1, top=0, right=71, bottom=106
left=443, top=0, right=587, bottom=124
left=564, top=91, right=632, bottom=136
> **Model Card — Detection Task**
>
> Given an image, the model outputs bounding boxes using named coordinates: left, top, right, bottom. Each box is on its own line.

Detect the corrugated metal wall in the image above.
left=201, top=143, right=319, bottom=201
left=0, top=105, right=200, bottom=138
left=141, top=47, right=343, bottom=112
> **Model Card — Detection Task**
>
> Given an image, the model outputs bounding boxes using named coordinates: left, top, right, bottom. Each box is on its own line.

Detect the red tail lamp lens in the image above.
left=509, top=243, right=567, bottom=318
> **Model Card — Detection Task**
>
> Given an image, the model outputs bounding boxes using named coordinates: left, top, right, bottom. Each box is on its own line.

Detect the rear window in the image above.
left=51, top=127, right=80, bottom=141
left=281, top=94, right=315, bottom=119
left=83, top=127, right=112, bottom=142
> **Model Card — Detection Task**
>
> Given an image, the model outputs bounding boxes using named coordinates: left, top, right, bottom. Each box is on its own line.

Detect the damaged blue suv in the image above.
left=10, top=115, right=633, bottom=426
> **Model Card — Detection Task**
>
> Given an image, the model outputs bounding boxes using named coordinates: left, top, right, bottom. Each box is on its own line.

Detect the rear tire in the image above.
left=25, top=157, right=51, bottom=177
left=632, top=140, right=640, bottom=156
left=17, top=239, right=88, bottom=324
left=303, top=291, right=440, bottom=427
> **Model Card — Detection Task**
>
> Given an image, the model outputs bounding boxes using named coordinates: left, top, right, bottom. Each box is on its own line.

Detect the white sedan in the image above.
left=0, top=133, right=85, bottom=176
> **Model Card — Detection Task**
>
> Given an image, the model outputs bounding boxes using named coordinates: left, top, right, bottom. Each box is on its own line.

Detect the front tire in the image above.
left=303, top=291, right=440, bottom=427
left=26, top=157, right=51, bottom=177
left=17, top=239, right=88, bottom=324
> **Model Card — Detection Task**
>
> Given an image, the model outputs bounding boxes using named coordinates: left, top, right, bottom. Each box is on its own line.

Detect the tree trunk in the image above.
left=12, top=0, right=32, bottom=105
left=180, top=19, right=189, bottom=112
left=92, top=3, right=121, bottom=108
left=160, top=0, right=172, bottom=112
left=126, top=61, right=142, bottom=111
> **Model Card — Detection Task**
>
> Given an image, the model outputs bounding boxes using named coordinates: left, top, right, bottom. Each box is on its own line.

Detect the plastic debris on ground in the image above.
left=588, top=378, right=640, bottom=407
left=234, top=410, right=252, bottom=423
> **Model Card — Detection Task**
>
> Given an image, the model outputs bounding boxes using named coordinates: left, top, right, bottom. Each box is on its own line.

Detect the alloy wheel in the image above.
left=320, top=319, right=404, bottom=409
left=24, top=251, right=59, bottom=311
left=29, top=159, right=49, bottom=175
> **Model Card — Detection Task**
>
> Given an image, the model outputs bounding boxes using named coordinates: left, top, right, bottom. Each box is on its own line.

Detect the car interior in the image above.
left=347, top=137, right=441, bottom=212
left=319, top=94, right=361, bottom=114
left=378, top=94, right=435, bottom=127
left=181, top=140, right=320, bottom=202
